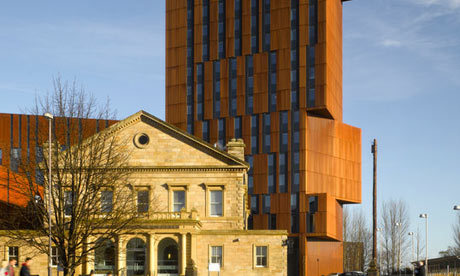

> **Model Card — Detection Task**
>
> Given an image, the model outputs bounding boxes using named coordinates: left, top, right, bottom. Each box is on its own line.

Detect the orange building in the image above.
left=165, top=0, right=361, bottom=275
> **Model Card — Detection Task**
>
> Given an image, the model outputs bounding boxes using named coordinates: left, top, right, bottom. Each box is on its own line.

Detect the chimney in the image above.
left=226, top=138, right=245, bottom=161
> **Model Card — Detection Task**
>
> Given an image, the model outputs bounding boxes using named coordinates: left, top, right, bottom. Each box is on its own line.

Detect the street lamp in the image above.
left=454, top=205, right=460, bottom=210
left=419, top=214, right=428, bottom=276
left=408, top=232, right=415, bottom=276
left=396, top=222, right=402, bottom=276
left=44, top=112, right=53, bottom=276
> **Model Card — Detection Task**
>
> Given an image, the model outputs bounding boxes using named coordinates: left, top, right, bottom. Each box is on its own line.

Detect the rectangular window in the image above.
left=255, top=246, right=268, bottom=267
left=268, top=51, right=277, bottom=112
left=210, top=190, right=223, bottom=216
left=187, top=0, right=195, bottom=134
left=262, top=0, right=270, bottom=51
left=35, top=168, right=44, bottom=185
left=64, top=191, right=74, bottom=216
left=279, top=153, right=288, bottom=193
left=218, top=0, right=226, bottom=58
left=268, top=153, right=276, bottom=193
left=137, top=190, right=149, bottom=213
left=101, top=190, right=113, bottom=213
left=210, top=246, right=223, bottom=266
left=246, top=55, right=254, bottom=114
left=8, top=247, right=18, bottom=264
left=213, top=61, right=221, bottom=118
left=10, top=147, right=21, bottom=172
left=307, top=196, right=318, bottom=233
left=269, top=214, right=276, bottom=230
left=291, top=0, right=299, bottom=109
left=291, top=110, right=300, bottom=193
left=263, top=113, right=271, bottom=153
left=250, top=195, right=258, bottom=214
left=234, top=0, right=242, bottom=56
left=173, top=190, right=186, bottom=212
left=203, top=0, right=210, bottom=61
left=251, top=115, right=259, bottom=154
left=262, top=194, right=270, bottom=214
left=251, top=0, right=259, bottom=53
left=291, top=213, right=299, bottom=233
left=234, top=116, right=242, bottom=139
left=307, top=46, right=316, bottom=107
left=202, top=120, right=210, bottom=142
left=309, top=0, right=318, bottom=45
left=51, top=246, right=59, bottom=266
left=218, top=118, right=226, bottom=147
left=246, top=155, right=254, bottom=194
left=229, top=58, right=237, bottom=116
left=197, top=63, right=204, bottom=120
left=290, top=193, right=298, bottom=212
left=0, top=148, right=2, bottom=165
left=280, top=111, right=288, bottom=152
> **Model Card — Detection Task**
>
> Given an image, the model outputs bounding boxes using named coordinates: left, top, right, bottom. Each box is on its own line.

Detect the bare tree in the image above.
left=0, top=77, right=151, bottom=276
left=380, top=199, right=411, bottom=275
left=444, top=213, right=460, bottom=256
left=343, top=206, right=372, bottom=272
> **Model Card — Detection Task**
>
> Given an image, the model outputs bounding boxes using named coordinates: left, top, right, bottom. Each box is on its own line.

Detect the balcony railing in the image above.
left=136, top=209, right=199, bottom=221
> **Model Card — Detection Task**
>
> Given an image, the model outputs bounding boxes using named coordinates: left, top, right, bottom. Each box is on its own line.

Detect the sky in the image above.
left=1, top=0, right=459, bottom=262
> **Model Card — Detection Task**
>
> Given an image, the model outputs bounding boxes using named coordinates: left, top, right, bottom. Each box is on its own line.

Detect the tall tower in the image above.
left=165, top=0, right=361, bottom=275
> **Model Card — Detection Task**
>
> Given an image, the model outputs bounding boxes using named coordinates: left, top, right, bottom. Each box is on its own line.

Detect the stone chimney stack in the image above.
left=226, top=138, right=245, bottom=161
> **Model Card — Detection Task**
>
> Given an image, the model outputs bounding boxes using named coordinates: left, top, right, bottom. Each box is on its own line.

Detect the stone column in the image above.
left=148, top=234, right=156, bottom=276
left=116, top=235, right=126, bottom=275
left=181, top=234, right=187, bottom=275
left=185, top=233, right=197, bottom=276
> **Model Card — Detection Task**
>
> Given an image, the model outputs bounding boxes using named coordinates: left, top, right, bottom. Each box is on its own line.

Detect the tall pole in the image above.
left=396, top=222, right=401, bottom=276
left=372, top=139, right=377, bottom=260
left=44, top=113, right=53, bottom=276
left=419, top=214, right=428, bottom=276
left=409, top=232, right=415, bottom=276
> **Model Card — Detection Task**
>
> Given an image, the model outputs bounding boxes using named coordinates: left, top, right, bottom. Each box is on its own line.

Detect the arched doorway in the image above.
left=94, top=238, right=115, bottom=273
left=157, top=238, right=179, bottom=276
left=126, top=238, right=146, bottom=276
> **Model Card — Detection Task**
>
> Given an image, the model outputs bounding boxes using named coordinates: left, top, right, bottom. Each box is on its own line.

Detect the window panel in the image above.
left=8, top=246, right=18, bottom=264
left=210, top=246, right=223, bottom=266
left=101, top=190, right=113, bottom=213
left=173, top=190, right=186, bottom=212
left=137, top=190, right=149, bottom=213
left=255, top=246, right=268, bottom=267
left=210, top=190, right=223, bottom=216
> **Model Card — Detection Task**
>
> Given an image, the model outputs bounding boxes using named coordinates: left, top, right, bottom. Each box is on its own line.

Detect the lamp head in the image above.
left=44, top=113, right=54, bottom=120
left=408, top=232, right=414, bottom=235
left=454, top=205, right=460, bottom=210
left=419, top=213, right=428, bottom=218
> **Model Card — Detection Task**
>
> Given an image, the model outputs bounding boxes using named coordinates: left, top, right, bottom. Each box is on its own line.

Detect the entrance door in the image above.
left=126, top=238, right=146, bottom=276
left=157, top=238, right=179, bottom=276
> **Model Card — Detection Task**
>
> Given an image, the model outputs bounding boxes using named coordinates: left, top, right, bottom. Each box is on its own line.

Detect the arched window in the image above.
left=126, top=238, right=146, bottom=276
left=94, top=239, right=115, bottom=272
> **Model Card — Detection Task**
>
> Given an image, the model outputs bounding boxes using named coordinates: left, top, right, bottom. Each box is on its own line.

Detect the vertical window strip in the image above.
left=251, top=0, right=259, bottom=54
left=268, top=153, right=276, bottom=193
left=218, top=0, right=226, bottom=59
left=197, top=63, right=204, bottom=120
left=262, top=113, right=270, bottom=153
left=202, top=120, right=210, bottom=142
left=218, top=118, right=226, bottom=147
left=229, top=58, right=237, bottom=116
left=279, top=152, right=287, bottom=193
left=291, top=110, right=299, bottom=193
left=307, top=46, right=316, bottom=107
left=10, top=114, right=13, bottom=148
left=250, top=115, right=259, bottom=154
left=291, top=0, right=299, bottom=109
left=234, top=116, right=242, bottom=139
left=268, top=51, right=277, bottom=112
left=213, top=61, right=221, bottom=118
left=246, top=55, right=254, bottom=115
left=234, top=0, right=242, bottom=56
left=18, top=115, right=22, bottom=149
left=26, top=115, right=30, bottom=160
left=307, top=195, right=318, bottom=233
left=263, top=194, right=270, bottom=213
left=246, top=155, right=254, bottom=194
left=187, top=0, right=195, bottom=133
left=262, top=0, right=270, bottom=51
left=203, top=0, right=210, bottom=61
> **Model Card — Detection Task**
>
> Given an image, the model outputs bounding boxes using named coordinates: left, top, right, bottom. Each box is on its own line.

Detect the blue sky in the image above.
left=1, top=0, right=459, bottom=260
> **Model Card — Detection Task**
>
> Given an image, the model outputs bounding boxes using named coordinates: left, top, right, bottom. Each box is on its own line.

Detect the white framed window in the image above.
left=173, top=190, right=186, bottom=212
left=210, top=245, right=223, bottom=267
left=8, top=246, right=18, bottom=266
left=255, top=246, right=268, bottom=267
left=210, top=190, right=223, bottom=216
left=101, top=190, right=113, bottom=213
left=51, top=246, right=59, bottom=266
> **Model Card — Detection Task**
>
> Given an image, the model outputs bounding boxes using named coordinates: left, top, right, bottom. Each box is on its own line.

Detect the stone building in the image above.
left=0, top=110, right=287, bottom=276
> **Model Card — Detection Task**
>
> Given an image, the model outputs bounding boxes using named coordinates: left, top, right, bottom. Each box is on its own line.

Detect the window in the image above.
left=173, top=190, right=186, bottom=212
left=210, top=246, right=223, bottom=267
left=35, top=146, right=43, bottom=162
left=280, top=111, right=288, bottom=152
left=250, top=195, right=258, bottom=214
left=64, top=191, right=74, bottom=216
left=309, top=0, right=318, bottom=45
left=213, top=61, right=221, bottom=118
left=246, top=155, right=254, bottom=194
left=291, top=0, right=299, bottom=109
left=10, top=147, right=21, bottom=172
left=234, top=0, right=242, bottom=56
left=35, top=168, right=44, bottom=185
left=218, top=0, right=226, bottom=58
left=218, top=118, right=226, bottom=147
left=0, top=148, right=2, bottom=165
left=262, top=0, right=270, bottom=51
left=197, top=63, right=204, bottom=120
left=251, top=115, right=258, bottom=154
left=137, top=190, right=149, bottom=213
left=95, top=239, right=115, bottom=272
left=101, top=190, right=113, bottom=213
left=246, top=55, right=254, bottom=114
left=279, top=153, right=287, bottom=193
left=268, top=51, right=277, bottom=112
left=202, top=0, right=210, bottom=61
left=268, top=153, right=276, bottom=193
left=51, top=246, right=59, bottom=266
left=251, top=0, right=259, bottom=53
left=269, top=214, right=276, bottom=230
left=187, top=0, right=195, bottom=134
left=202, top=120, right=210, bottom=142
left=8, top=246, right=18, bottom=264
left=262, top=195, right=270, bottom=214
left=290, top=193, right=298, bottom=211
left=210, top=190, right=223, bottom=216
left=307, top=196, right=318, bottom=233
left=307, top=46, right=316, bottom=107
left=291, top=110, right=300, bottom=193
left=234, top=117, right=242, bottom=139
left=291, top=213, right=299, bottom=233
left=263, top=114, right=271, bottom=153
left=229, top=58, right=237, bottom=116
left=255, top=246, right=268, bottom=267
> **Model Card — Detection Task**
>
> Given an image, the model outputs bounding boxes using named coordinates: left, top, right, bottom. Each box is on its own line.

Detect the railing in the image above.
left=136, top=210, right=199, bottom=220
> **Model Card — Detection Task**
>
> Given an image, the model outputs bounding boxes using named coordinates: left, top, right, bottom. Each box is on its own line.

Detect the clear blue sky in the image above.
left=1, top=0, right=459, bottom=259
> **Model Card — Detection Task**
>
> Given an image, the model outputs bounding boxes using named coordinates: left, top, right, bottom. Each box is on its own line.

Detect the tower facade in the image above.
left=165, top=0, right=361, bottom=275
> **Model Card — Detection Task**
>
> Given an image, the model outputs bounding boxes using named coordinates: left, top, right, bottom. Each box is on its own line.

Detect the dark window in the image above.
left=213, top=61, right=221, bottom=118
left=307, top=46, right=316, bottom=107
left=229, top=58, right=237, bottom=116
left=95, top=239, right=115, bottom=272
left=291, top=110, right=300, bottom=193
left=262, top=0, right=270, bottom=51
left=255, top=246, right=268, bottom=267
left=0, top=148, right=2, bottom=165
left=187, top=0, right=195, bottom=133
left=280, top=111, right=289, bottom=152
left=307, top=196, right=318, bottom=233
left=246, top=55, right=254, bottom=114
left=10, top=148, right=21, bottom=172
left=263, top=194, right=270, bottom=214
left=51, top=246, right=60, bottom=266
left=246, top=155, right=254, bottom=194
left=268, top=153, right=276, bottom=193
left=248, top=214, right=254, bottom=229
left=268, top=51, right=277, bottom=112
left=234, top=116, right=242, bottom=139
left=218, top=118, right=226, bottom=147
left=234, top=0, right=242, bottom=56
left=263, top=113, right=271, bottom=153
left=291, top=213, right=299, bottom=233
left=35, top=168, right=44, bottom=185
left=291, top=0, right=299, bottom=109
left=197, top=63, right=204, bottom=120
left=251, top=0, right=259, bottom=53
left=279, top=153, right=288, bottom=193
left=269, top=214, right=277, bottom=230
left=202, top=120, right=210, bottom=142
left=309, top=0, right=318, bottom=45
left=203, top=0, right=210, bottom=61
left=290, top=193, right=298, bottom=212
left=250, top=195, right=259, bottom=214
left=251, top=115, right=259, bottom=154
left=64, top=191, right=74, bottom=216
left=35, top=146, right=43, bottom=163
left=137, top=190, right=149, bottom=213
left=8, top=247, right=18, bottom=264
left=101, top=190, right=113, bottom=213
left=218, top=0, right=226, bottom=58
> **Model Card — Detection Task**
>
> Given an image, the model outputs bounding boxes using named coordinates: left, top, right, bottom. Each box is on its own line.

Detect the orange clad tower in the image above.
left=165, top=0, right=361, bottom=275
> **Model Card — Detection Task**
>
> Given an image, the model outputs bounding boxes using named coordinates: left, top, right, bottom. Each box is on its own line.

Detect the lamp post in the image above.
left=408, top=232, right=415, bottom=276
left=44, top=112, right=53, bottom=276
left=396, top=222, right=402, bottom=276
left=454, top=205, right=460, bottom=211
left=419, top=214, right=428, bottom=276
